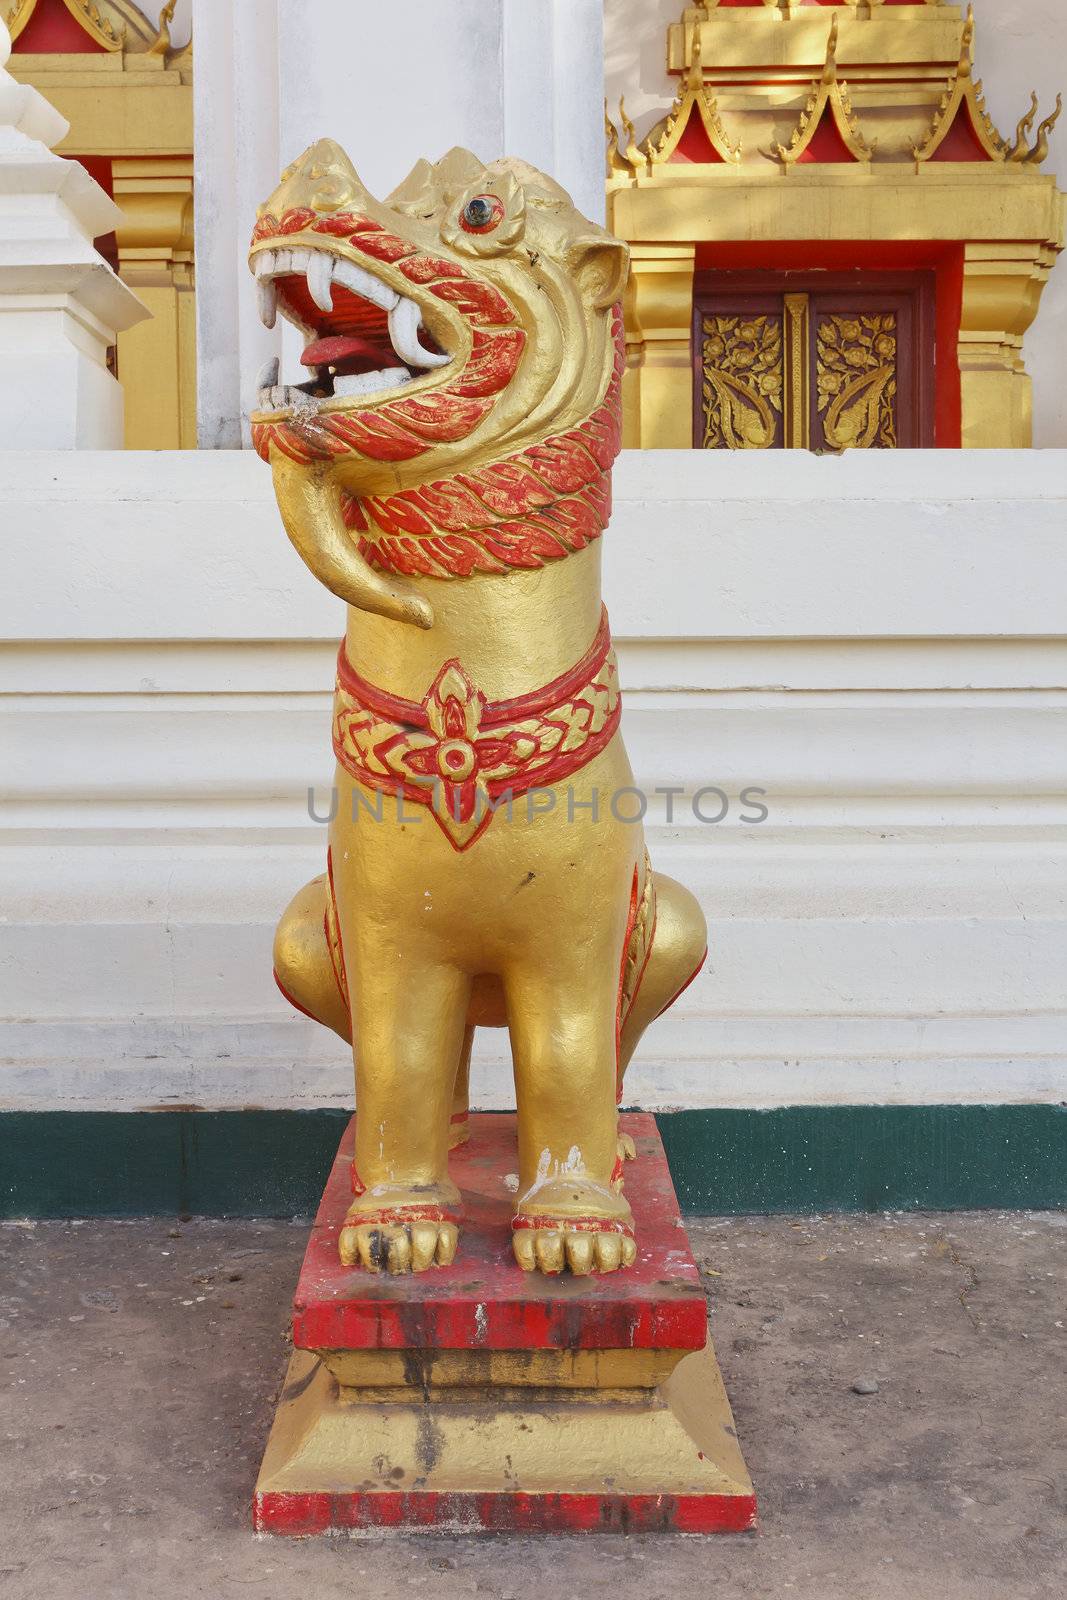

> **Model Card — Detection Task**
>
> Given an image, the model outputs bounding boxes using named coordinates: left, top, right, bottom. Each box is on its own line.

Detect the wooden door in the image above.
left=693, top=272, right=935, bottom=450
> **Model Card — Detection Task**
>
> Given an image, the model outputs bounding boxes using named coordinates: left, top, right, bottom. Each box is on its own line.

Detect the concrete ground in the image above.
left=1, top=1211, right=1063, bottom=1600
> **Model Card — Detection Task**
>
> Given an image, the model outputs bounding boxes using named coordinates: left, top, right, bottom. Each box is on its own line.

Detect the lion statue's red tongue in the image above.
left=301, top=334, right=395, bottom=375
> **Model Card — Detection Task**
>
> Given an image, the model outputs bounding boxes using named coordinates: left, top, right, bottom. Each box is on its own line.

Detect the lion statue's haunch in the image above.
left=251, top=141, right=707, bottom=1276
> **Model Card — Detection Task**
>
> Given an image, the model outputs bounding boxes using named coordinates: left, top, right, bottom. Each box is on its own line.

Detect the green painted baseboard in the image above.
left=1, top=1105, right=1064, bottom=1219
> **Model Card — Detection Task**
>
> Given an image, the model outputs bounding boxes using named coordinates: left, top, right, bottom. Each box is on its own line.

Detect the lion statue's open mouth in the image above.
left=251, top=234, right=453, bottom=409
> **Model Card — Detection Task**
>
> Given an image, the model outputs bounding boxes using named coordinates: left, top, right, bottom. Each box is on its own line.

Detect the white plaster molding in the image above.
left=1, top=450, right=1065, bottom=1111
left=0, top=17, right=68, bottom=149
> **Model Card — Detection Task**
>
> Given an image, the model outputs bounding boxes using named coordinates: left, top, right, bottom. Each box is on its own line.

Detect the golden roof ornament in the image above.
left=645, top=29, right=741, bottom=166
left=911, top=7, right=1005, bottom=163
left=766, top=16, right=871, bottom=167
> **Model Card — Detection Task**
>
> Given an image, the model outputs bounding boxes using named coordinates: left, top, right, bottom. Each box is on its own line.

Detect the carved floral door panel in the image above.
left=693, top=272, right=935, bottom=451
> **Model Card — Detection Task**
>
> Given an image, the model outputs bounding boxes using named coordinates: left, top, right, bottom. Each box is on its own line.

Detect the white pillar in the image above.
left=0, top=19, right=148, bottom=449
left=503, top=0, right=605, bottom=226
left=192, top=0, right=606, bottom=448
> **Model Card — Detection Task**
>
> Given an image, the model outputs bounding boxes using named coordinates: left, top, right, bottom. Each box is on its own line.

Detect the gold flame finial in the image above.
left=1025, top=94, right=1063, bottom=166
left=149, top=0, right=177, bottom=58
left=824, top=15, right=839, bottom=88
left=1009, top=92, right=1039, bottom=162
left=686, top=26, right=703, bottom=97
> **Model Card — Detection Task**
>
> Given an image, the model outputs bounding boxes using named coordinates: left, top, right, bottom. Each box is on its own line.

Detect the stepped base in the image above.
left=253, top=1113, right=756, bottom=1535
left=254, top=1340, right=755, bottom=1534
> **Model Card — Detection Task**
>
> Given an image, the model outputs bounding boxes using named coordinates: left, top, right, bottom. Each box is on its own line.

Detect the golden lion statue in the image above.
left=251, top=141, right=706, bottom=1277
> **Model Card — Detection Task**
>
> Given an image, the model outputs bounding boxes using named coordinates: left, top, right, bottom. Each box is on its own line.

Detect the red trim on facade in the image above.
left=928, top=103, right=999, bottom=163
left=671, top=112, right=727, bottom=165
left=795, top=105, right=860, bottom=165
left=11, top=0, right=108, bottom=52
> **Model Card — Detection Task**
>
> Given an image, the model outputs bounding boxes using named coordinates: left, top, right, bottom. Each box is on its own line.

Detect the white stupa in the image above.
left=0, top=16, right=148, bottom=448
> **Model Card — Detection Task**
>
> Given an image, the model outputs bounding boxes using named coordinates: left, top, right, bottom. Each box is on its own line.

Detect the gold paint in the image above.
left=319, top=1347, right=687, bottom=1392
left=622, top=242, right=696, bottom=448
left=605, top=100, right=626, bottom=179
left=258, top=145, right=707, bottom=1275
left=699, top=313, right=781, bottom=450
left=609, top=2, right=1064, bottom=449
left=1008, top=91, right=1039, bottom=163
left=783, top=292, right=809, bottom=450
left=618, top=97, right=646, bottom=177
left=817, top=312, right=897, bottom=451
left=1024, top=96, right=1062, bottom=168
left=112, top=157, right=196, bottom=449
left=255, top=1340, right=754, bottom=1511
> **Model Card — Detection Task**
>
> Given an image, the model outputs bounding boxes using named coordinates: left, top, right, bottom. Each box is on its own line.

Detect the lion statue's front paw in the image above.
left=338, top=1184, right=461, bottom=1273
left=339, top=1217, right=459, bottom=1274
left=511, top=1177, right=636, bottom=1276
left=512, top=1226, right=636, bottom=1276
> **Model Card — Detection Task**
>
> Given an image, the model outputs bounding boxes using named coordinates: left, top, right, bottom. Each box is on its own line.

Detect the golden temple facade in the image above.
left=607, top=2, right=1064, bottom=451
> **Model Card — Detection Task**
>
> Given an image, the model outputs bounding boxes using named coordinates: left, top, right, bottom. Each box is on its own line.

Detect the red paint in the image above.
left=290, top=1112, right=708, bottom=1353
left=343, top=1204, right=463, bottom=1228
left=928, top=101, right=999, bottom=163
left=794, top=104, right=861, bottom=165
left=11, top=0, right=108, bottom=53
left=694, top=242, right=963, bottom=447
left=254, top=1486, right=758, bottom=1536
left=510, top=1215, right=635, bottom=1237
left=671, top=110, right=727, bottom=166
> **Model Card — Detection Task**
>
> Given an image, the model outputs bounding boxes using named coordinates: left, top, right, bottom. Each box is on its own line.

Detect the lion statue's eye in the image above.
left=461, top=194, right=504, bottom=234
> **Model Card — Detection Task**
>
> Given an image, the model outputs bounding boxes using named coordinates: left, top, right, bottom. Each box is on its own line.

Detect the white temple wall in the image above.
left=604, top=0, right=1067, bottom=448
left=2, top=450, right=1064, bottom=1114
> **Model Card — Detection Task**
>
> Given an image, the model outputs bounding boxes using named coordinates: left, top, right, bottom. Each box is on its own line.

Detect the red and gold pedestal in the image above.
left=253, top=1113, right=756, bottom=1535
